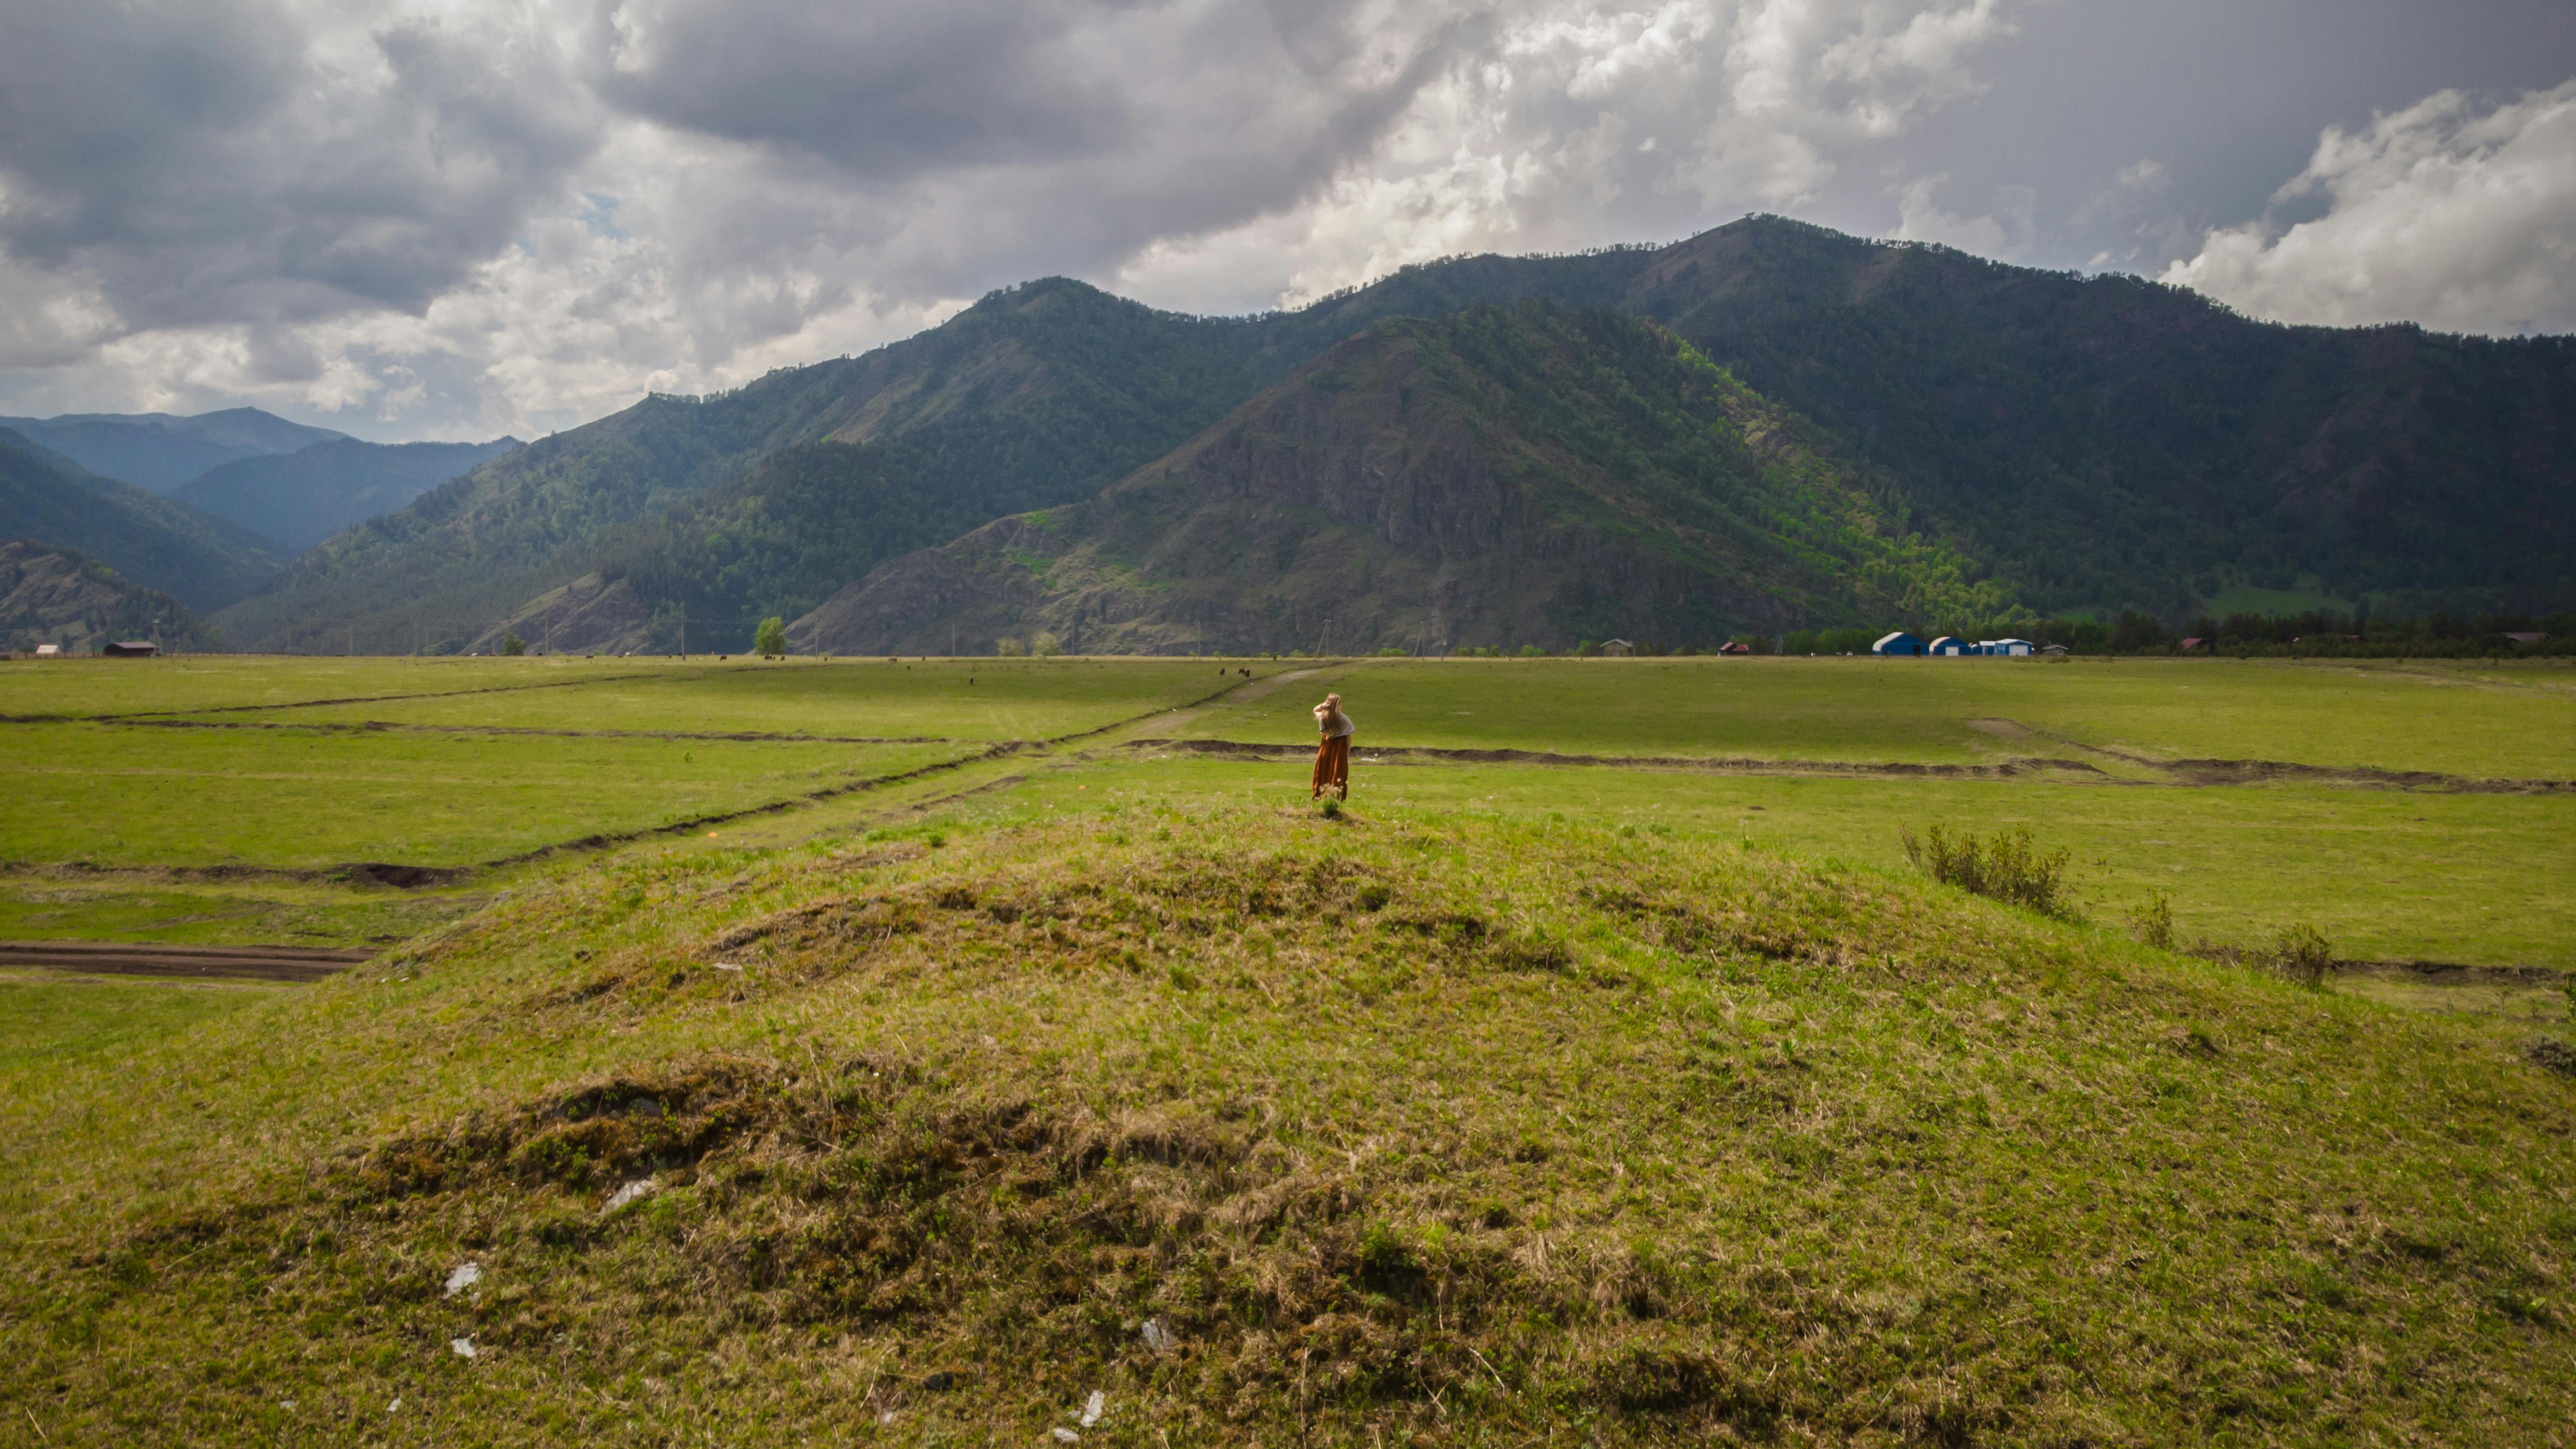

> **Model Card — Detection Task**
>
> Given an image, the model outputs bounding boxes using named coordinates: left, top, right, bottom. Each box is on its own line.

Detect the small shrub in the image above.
left=1518, top=644, right=1545, bottom=657
left=753, top=617, right=787, bottom=656
left=2264, top=923, right=2334, bottom=987
left=2127, top=892, right=2175, bottom=950
left=1320, top=798, right=1343, bottom=820
left=500, top=632, right=527, bottom=656
left=1901, top=824, right=2075, bottom=918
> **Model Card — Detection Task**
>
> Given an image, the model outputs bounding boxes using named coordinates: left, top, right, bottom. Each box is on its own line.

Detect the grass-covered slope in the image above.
left=0, top=428, right=292, bottom=613
left=795, top=303, right=2017, bottom=653
left=5, top=807, right=2567, bottom=1443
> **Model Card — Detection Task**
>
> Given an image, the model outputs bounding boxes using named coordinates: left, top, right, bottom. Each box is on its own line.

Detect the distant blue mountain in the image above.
left=0, top=427, right=291, bottom=611
left=175, top=437, right=520, bottom=553
left=0, top=407, right=349, bottom=495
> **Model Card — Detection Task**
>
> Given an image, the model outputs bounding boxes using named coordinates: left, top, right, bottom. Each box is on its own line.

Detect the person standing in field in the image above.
left=1312, top=692, right=1354, bottom=800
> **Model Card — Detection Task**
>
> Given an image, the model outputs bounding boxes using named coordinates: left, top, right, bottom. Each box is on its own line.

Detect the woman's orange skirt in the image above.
left=1312, top=733, right=1352, bottom=799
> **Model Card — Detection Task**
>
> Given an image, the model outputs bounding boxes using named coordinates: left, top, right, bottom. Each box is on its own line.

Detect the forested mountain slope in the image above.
left=214, top=281, right=1375, bottom=653
left=0, top=428, right=292, bottom=612
left=0, top=539, right=219, bottom=653
left=173, top=437, right=520, bottom=553
left=1599, top=221, right=2576, bottom=615
left=222, top=216, right=2573, bottom=653
left=791, top=305, right=2011, bottom=654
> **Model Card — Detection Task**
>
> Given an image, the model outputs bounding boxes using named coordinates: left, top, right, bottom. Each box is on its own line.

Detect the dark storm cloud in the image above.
left=586, top=0, right=1476, bottom=292
left=0, top=0, right=598, bottom=329
left=0, top=0, right=2569, bottom=440
left=588, top=0, right=1142, bottom=178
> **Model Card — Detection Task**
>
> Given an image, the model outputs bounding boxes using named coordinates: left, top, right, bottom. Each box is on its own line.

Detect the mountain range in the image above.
left=172, top=437, right=519, bottom=553
left=0, top=410, right=516, bottom=644
left=0, top=428, right=290, bottom=612
left=792, top=303, right=2015, bottom=655
left=27, top=216, right=2575, bottom=655
left=0, top=408, right=349, bottom=495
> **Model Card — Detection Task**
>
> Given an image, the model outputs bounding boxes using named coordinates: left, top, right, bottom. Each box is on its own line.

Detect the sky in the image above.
left=1, top=0, right=2570, bottom=443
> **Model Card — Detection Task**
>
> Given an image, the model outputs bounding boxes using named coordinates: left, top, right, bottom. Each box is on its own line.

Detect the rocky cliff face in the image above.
left=790, top=304, right=2007, bottom=655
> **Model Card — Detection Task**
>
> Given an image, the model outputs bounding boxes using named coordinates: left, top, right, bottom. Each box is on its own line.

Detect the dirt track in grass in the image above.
left=0, top=939, right=372, bottom=982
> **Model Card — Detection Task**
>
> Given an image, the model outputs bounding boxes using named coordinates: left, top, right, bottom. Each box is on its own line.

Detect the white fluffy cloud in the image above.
left=0, top=0, right=2044, bottom=437
left=2, top=0, right=2565, bottom=441
left=2162, top=80, right=2576, bottom=335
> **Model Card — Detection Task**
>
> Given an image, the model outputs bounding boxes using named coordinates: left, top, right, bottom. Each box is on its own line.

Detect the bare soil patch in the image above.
left=0, top=939, right=372, bottom=983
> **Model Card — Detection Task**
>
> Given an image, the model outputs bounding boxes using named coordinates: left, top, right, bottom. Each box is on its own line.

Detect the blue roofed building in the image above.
left=1872, top=631, right=1925, bottom=656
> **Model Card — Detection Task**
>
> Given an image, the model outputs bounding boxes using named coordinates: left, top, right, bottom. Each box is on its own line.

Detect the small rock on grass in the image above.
left=451, top=1337, right=478, bottom=1359
left=443, top=1262, right=482, bottom=1297
left=603, top=1177, right=657, bottom=1214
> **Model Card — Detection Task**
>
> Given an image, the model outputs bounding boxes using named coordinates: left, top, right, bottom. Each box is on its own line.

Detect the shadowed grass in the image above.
left=3, top=804, right=2567, bottom=1444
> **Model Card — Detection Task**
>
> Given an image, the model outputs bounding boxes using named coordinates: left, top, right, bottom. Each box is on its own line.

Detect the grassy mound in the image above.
left=3, top=805, right=2570, bottom=1443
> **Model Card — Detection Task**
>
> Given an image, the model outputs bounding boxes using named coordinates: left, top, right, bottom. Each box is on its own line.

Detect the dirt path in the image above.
left=0, top=939, right=374, bottom=983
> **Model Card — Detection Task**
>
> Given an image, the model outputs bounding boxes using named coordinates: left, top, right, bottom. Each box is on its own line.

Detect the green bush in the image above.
left=2264, top=923, right=2335, bottom=987
left=753, top=617, right=787, bottom=656
left=2126, top=892, right=2175, bottom=950
left=1901, top=824, right=2075, bottom=918
left=500, top=632, right=527, bottom=656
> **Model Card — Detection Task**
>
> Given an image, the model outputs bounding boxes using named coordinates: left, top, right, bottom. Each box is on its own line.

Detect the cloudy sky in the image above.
left=2, top=0, right=2570, bottom=442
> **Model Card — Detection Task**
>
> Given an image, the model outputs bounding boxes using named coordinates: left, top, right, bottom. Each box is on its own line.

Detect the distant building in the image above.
left=1981, top=638, right=2035, bottom=656
left=33, top=643, right=60, bottom=657
left=1716, top=641, right=1753, bottom=655
left=2039, top=643, right=2070, bottom=656
left=2178, top=637, right=2206, bottom=651
left=1927, top=635, right=1966, bottom=656
left=1872, top=631, right=1924, bottom=656
left=1599, top=638, right=1634, bottom=656
left=102, top=641, right=158, bottom=657
left=2505, top=631, right=2549, bottom=644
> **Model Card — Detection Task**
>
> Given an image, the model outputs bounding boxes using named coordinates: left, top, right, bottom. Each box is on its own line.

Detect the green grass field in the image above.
left=0, top=724, right=964, bottom=869
left=1191, top=656, right=2576, bottom=779
left=1000, top=754, right=2576, bottom=970
left=2, top=653, right=2570, bottom=1444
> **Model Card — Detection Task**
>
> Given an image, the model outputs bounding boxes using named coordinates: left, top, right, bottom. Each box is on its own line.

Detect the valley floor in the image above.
left=0, top=653, right=2569, bottom=1443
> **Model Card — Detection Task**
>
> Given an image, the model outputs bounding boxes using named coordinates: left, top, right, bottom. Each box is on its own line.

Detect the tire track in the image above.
left=0, top=939, right=373, bottom=983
